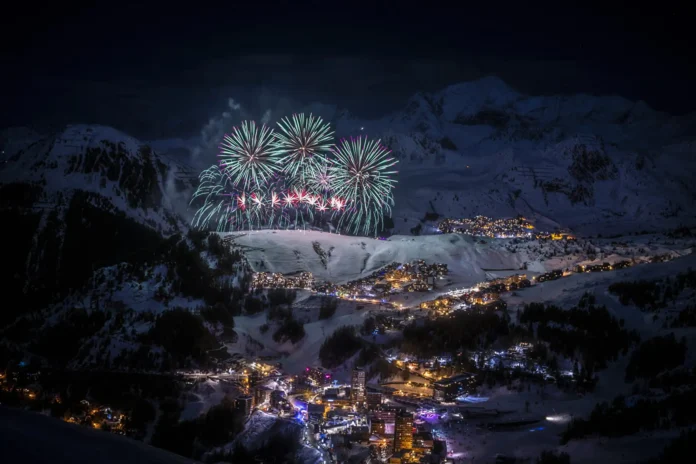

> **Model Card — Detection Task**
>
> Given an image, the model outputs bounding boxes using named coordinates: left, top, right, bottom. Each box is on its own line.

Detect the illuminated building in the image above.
left=370, top=418, right=386, bottom=435
left=393, top=411, right=413, bottom=452
left=308, top=402, right=327, bottom=421
left=351, top=368, right=366, bottom=404
left=432, top=373, right=476, bottom=401
left=537, top=269, right=563, bottom=282
left=270, top=390, right=286, bottom=409
left=371, top=407, right=401, bottom=435
left=389, top=451, right=405, bottom=463
left=438, top=215, right=536, bottom=238
left=251, top=271, right=314, bottom=289
left=234, top=395, right=253, bottom=417
left=367, top=391, right=383, bottom=410
left=254, top=385, right=271, bottom=407
left=412, top=431, right=434, bottom=453
left=304, top=366, right=332, bottom=386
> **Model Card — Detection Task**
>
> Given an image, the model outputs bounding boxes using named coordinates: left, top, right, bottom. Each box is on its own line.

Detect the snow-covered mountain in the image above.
left=335, top=76, right=696, bottom=235
left=2, top=77, right=693, bottom=316
left=1, top=80, right=696, bottom=464
left=1, top=124, right=193, bottom=232
left=0, top=124, right=196, bottom=310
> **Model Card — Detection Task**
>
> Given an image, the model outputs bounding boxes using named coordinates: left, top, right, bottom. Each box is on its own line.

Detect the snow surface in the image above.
left=0, top=406, right=198, bottom=464
left=226, top=229, right=527, bottom=286
left=230, top=293, right=373, bottom=375
left=180, top=379, right=242, bottom=421
left=218, top=410, right=321, bottom=464
left=0, top=124, right=191, bottom=235
left=504, top=252, right=696, bottom=336
left=226, top=228, right=691, bottom=290
left=441, top=252, right=696, bottom=463
left=332, top=77, right=696, bottom=236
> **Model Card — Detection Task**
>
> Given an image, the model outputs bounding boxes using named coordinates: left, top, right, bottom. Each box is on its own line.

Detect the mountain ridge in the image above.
left=0, top=124, right=195, bottom=312
left=334, top=77, right=696, bottom=235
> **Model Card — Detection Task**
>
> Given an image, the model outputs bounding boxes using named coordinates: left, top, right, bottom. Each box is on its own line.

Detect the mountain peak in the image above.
left=437, top=76, right=520, bottom=118
left=1, top=123, right=191, bottom=235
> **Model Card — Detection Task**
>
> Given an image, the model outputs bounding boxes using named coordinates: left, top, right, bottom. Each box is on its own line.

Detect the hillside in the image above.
left=0, top=406, right=198, bottom=464
left=227, top=230, right=528, bottom=285
left=226, top=229, right=691, bottom=286
left=1, top=78, right=695, bottom=464
left=0, top=124, right=195, bottom=314
left=333, top=77, right=696, bottom=236
left=0, top=231, right=250, bottom=370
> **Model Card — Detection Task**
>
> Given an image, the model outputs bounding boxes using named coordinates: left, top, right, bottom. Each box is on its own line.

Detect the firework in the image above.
left=219, top=120, right=280, bottom=188
left=306, top=161, right=334, bottom=194
left=328, top=135, right=398, bottom=236
left=191, top=115, right=398, bottom=237
left=273, top=113, right=334, bottom=185
left=190, top=165, right=235, bottom=232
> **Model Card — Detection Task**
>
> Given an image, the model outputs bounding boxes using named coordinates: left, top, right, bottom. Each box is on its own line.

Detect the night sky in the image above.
left=2, top=2, right=693, bottom=139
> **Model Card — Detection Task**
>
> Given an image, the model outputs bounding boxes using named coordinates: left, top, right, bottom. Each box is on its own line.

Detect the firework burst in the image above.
left=273, top=113, right=334, bottom=184
left=306, top=162, right=334, bottom=194
left=190, top=165, right=235, bottom=232
left=329, top=135, right=398, bottom=236
left=191, top=114, right=398, bottom=236
left=219, top=120, right=280, bottom=188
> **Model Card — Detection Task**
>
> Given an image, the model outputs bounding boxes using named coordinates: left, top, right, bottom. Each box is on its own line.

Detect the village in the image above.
left=252, top=260, right=449, bottom=305
left=2, top=216, right=688, bottom=463
left=1, top=328, right=573, bottom=464
left=249, top=248, right=675, bottom=318
left=0, top=367, right=131, bottom=435
left=437, top=215, right=574, bottom=241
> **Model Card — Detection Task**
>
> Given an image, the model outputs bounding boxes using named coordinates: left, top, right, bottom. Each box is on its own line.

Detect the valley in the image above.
left=1, top=76, right=696, bottom=464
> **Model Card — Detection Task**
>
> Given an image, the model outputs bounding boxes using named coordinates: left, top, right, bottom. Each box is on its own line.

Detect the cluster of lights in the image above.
left=420, top=274, right=530, bottom=314
left=319, top=260, right=448, bottom=299
left=438, top=215, right=535, bottom=238
left=251, top=271, right=314, bottom=290
left=235, top=190, right=348, bottom=213
left=251, top=260, right=448, bottom=305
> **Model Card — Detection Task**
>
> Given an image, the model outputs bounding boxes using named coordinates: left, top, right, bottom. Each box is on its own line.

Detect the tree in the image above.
left=360, top=317, right=377, bottom=336
left=625, top=334, right=687, bottom=382
left=244, top=297, right=264, bottom=315
left=318, top=297, right=338, bottom=320
left=319, top=326, right=362, bottom=368
left=272, top=317, right=305, bottom=344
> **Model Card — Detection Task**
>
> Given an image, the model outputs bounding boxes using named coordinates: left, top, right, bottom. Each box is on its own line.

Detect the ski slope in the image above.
left=224, top=229, right=527, bottom=286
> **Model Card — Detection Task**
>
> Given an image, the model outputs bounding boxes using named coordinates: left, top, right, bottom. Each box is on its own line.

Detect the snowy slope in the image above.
left=334, top=77, right=696, bottom=235
left=230, top=294, right=372, bottom=374
left=226, top=229, right=527, bottom=286
left=220, top=410, right=321, bottom=464
left=0, top=406, right=198, bottom=464
left=0, top=124, right=198, bottom=310
left=225, top=229, right=691, bottom=287
left=0, top=124, right=193, bottom=234
left=505, top=252, right=696, bottom=338
left=476, top=253, right=696, bottom=464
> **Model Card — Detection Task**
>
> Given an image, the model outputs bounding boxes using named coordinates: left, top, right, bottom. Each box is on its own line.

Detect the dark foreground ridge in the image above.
left=0, top=406, right=198, bottom=464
